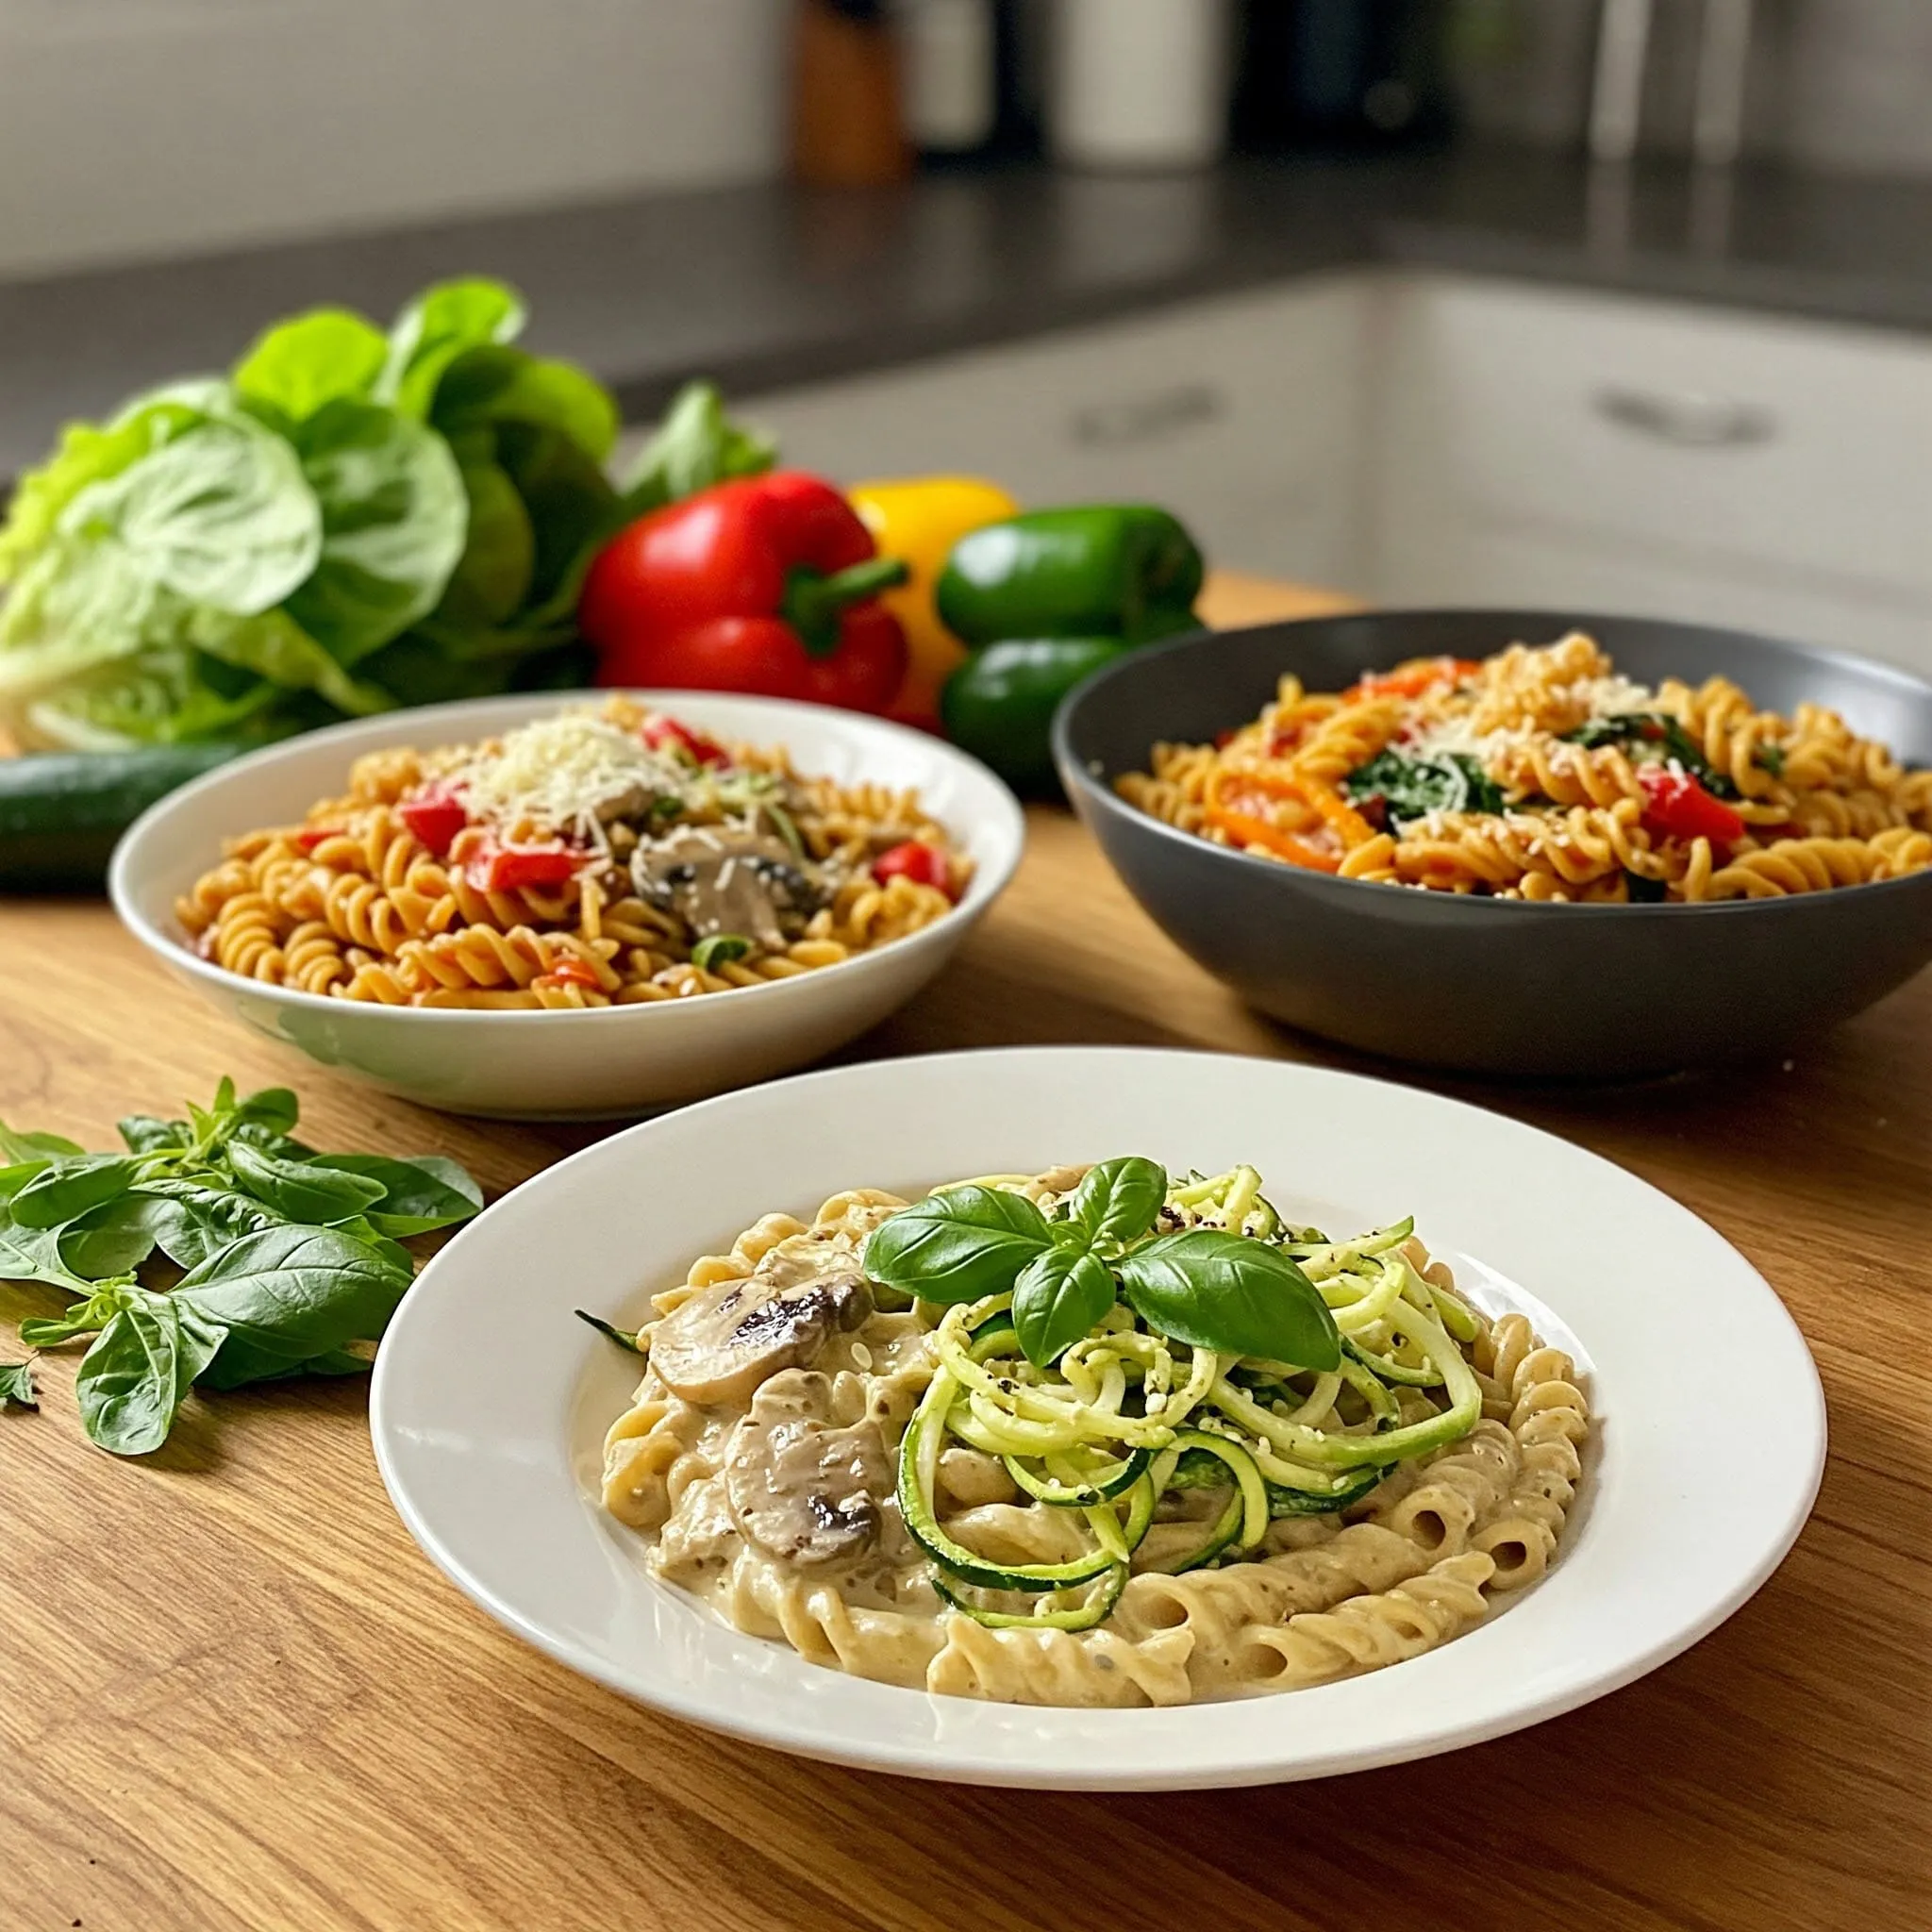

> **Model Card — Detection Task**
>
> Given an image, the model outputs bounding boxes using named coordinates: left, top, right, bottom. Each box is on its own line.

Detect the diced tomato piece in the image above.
left=1637, top=767, right=1746, bottom=846
left=295, top=825, right=341, bottom=853
left=397, top=784, right=469, bottom=858
left=470, top=843, right=581, bottom=894
left=641, top=714, right=728, bottom=768
left=545, top=957, right=602, bottom=989
left=872, top=840, right=955, bottom=899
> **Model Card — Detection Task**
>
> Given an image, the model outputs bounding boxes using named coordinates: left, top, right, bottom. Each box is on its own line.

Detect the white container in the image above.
left=1051, top=0, right=1232, bottom=172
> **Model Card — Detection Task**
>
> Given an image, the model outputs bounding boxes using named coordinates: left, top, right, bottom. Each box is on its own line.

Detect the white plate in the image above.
left=371, top=1047, right=1825, bottom=1789
left=108, top=691, right=1024, bottom=1119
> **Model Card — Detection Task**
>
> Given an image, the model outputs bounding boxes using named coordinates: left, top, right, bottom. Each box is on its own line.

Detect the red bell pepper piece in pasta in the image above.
left=295, top=826, right=341, bottom=854
left=641, top=715, right=729, bottom=768
left=1637, top=767, right=1746, bottom=847
left=1342, top=658, right=1482, bottom=704
left=398, top=784, right=469, bottom=858
left=873, top=840, right=956, bottom=898
left=579, top=472, right=909, bottom=714
left=469, top=843, right=580, bottom=894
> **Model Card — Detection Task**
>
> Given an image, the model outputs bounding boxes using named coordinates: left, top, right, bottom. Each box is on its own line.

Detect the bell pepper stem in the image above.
left=783, top=555, right=909, bottom=657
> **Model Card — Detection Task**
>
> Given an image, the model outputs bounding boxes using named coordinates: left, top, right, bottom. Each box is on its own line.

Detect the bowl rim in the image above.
left=109, top=689, right=1026, bottom=1024
left=1053, top=607, right=1932, bottom=923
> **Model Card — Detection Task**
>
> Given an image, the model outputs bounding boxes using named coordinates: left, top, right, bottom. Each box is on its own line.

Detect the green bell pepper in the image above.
left=941, top=638, right=1128, bottom=794
left=934, top=507, right=1205, bottom=792
left=936, top=506, right=1205, bottom=648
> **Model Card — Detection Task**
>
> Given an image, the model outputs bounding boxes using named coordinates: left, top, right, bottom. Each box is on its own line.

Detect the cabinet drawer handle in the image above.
left=1069, top=384, right=1224, bottom=448
left=1592, top=386, right=1777, bottom=448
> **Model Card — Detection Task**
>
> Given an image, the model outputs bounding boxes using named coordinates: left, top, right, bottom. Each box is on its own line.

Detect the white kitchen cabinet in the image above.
left=1368, top=275, right=1932, bottom=675
left=729, top=278, right=1374, bottom=591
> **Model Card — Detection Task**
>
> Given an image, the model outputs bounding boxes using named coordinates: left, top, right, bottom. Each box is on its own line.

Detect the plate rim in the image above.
left=371, top=1044, right=1827, bottom=1789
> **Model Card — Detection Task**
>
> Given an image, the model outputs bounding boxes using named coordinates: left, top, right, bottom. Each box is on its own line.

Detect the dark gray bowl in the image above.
left=1054, top=609, right=1932, bottom=1077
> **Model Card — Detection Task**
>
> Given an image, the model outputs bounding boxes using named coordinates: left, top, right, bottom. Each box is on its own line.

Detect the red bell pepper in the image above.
left=398, top=783, right=469, bottom=858
left=872, top=840, right=956, bottom=899
left=640, top=714, right=729, bottom=767
left=467, top=843, right=580, bottom=894
left=1638, top=766, right=1746, bottom=846
left=580, top=471, right=909, bottom=712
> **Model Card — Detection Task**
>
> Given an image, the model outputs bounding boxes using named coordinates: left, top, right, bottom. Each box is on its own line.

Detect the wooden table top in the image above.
left=3, top=571, right=1927, bottom=1932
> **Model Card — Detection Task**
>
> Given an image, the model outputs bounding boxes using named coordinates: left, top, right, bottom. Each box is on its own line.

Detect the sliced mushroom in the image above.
left=724, top=1369, right=892, bottom=1568
left=631, top=827, right=824, bottom=949
left=650, top=1268, right=873, bottom=1407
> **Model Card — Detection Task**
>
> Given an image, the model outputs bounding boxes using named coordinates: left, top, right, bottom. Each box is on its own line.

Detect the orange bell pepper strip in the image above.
left=1342, top=657, right=1481, bottom=704
left=1204, top=767, right=1375, bottom=873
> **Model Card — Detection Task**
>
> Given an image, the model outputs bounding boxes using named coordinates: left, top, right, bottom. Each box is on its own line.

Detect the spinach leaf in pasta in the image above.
left=1344, top=749, right=1504, bottom=826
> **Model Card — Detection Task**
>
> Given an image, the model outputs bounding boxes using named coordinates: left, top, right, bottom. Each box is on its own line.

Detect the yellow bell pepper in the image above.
left=847, top=475, right=1021, bottom=726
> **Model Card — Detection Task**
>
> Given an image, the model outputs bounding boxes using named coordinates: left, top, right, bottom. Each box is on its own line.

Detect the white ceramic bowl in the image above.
left=109, top=692, right=1024, bottom=1118
left=372, top=1047, right=1826, bottom=1789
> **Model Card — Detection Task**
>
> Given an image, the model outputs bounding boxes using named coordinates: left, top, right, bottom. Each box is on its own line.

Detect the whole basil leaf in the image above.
left=58, top=1193, right=173, bottom=1278
left=75, top=1292, right=227, bottom=1457
left=233, top=308, right=389, bottom=423
left=861, top=1186, right=1054, bottom=1306
left=1068, top=1158, right=1167, bottom=1249
left=118, top=1114, right=191, bottom=1156
left=233, top=1087, right=300, bottom=1136
left=8, top=1155, right=143, bottom=1229
left=1011, top=1245, right=1117, bottom=1369
left=231, top=1122, right=318, bottom=1161
left=0, top=1158, right=51, bottom=1200
left=282, top=398, right=469, bottom=664
left=224, top=1139, right=387, bottom=1223
left=0, top=1215, right=93, bottom=1292
left=0, top=1122, right=85, bottom=1162
left=1117, top=1230, right=1340, bottom=1370
left=330, top=1219, right=416, bottom=1279
left=175, top=1224, right=411, bottom=1390
left=308, top=1154, right=483, bottom=1237
left=130, top=1177, right=288, bottom=1270
left=0, top=1360, right=35, bottom=1407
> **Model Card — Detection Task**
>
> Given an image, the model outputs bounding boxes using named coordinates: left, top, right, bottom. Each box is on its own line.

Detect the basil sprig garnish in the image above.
left=863, top=1158, right=1340, bottom=1373
left=0, top=1079, right=485, bottom=1457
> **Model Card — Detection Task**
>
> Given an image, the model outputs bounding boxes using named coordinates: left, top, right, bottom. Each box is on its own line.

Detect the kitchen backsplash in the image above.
left=1453, top=0, right=1932, bottom=175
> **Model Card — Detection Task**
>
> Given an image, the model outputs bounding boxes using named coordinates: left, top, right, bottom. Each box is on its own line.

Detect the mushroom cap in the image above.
left=650, top=1267, right=873, bottom=1407
left=724, top=1369, right=892, bottom=1569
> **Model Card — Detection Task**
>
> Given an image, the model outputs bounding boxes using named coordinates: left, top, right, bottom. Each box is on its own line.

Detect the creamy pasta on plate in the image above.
left=594, top=1161, right=1591, bottom=1708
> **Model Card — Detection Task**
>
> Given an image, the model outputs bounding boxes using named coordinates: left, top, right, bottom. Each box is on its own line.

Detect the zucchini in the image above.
left=1004, top=1445, right=1150, bottom=1508
left=931, top=1562, right=1127, bottom=1632
left=1145, top=1485, right=1245, bottom=1575
left=0, top=744, right=245, bottom=891
left=1168, top=1427, right=1268, bottom=1550
left=898, top=1380, right=1118, bottom=1593
left=1265, top=1461, right=1388, bottom=1518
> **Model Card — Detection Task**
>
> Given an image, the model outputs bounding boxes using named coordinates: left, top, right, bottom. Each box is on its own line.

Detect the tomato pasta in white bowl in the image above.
left=110, top=692, right=1023, bottom=1117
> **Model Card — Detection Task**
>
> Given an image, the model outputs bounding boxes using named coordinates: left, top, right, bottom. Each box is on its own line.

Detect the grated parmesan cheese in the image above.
left=449, top=711, right=702, bottom=844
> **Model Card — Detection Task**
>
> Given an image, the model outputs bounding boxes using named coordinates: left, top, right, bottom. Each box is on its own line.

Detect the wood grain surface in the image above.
left=2, top=572, right=1927, bottom=1932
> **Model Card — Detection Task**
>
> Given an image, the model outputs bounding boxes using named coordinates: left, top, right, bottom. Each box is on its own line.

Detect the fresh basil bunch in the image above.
left=0, top=1079, right=482, bottom=1456
left=862, top=1158, right=1340, bottom=1372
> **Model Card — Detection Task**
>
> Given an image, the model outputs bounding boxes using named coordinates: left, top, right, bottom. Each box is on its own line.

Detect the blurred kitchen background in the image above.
left=3, top=0, right=1930, bottom=671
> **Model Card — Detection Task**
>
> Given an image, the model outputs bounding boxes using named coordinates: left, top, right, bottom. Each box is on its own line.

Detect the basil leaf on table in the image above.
left=129, top=1177, right=288, bottom=1270
left=118, top=1114, right=191, bottom=1156
left=0, top=1158, right=52, bottom=1200
left=1117, top=1230, right=1341, bottom=1370
left=0, top=1360, right=36, bottom=1407
left=75, top=1292, right=227, bottom=1457
left=1067, top=1158, right=1167, bottom=1250
left=232, top=1087, right=300, bottom=1136
left=8, top=1156, right=145, bottom=1230
left=862, top=1186, right=1055, bottom=1306
left=308, top=1154, right=483, bottom=1237
left=0, top=1123, right=85, bottom=1162
left=58, top=1193, right=174, bottom=1278
left=224, top=1139, right=388, bottom=1224
left=18, top=1279, right=141, bottom=1348
left=175, top=1224, right=411, bottom=1391
left=1011, top=1245, right=1118, bottom=1369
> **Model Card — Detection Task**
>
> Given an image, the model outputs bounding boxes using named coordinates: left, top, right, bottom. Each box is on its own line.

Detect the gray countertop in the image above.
left=5, top=144, right=1932, bottom=482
